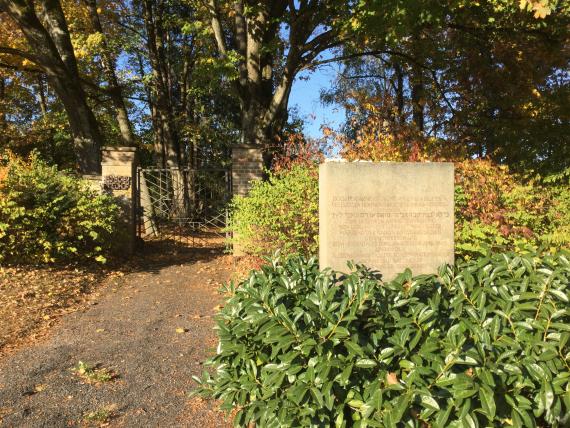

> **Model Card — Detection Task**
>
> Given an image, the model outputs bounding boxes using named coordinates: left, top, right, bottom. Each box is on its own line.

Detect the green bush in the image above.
left=542, top=169, right=570, bottom=250
left=454, top=160, right=570, bottom=258
left=0, top=154, right=121, bottom=264
left=229, top=164, right=318, bottom=256
left=196, top=252, right=570, bottom=427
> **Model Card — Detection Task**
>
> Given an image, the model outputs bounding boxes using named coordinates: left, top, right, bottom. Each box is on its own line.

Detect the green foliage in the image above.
left=346, top=1, right=570, bottom=175
left=544, top=184, right=570, bottom=248
left=0, top=111, right=77, bottom=170
left=541, top=168, right=570, bottom=250
left=196, top=252, right=570, bottom=427
left=0, top=153, right=121, bottom=264
left=230, top=159, right=569, bottom=259
left=229, top=164, right=318, bottom=256
left=73, top=361, right=115, bottom=383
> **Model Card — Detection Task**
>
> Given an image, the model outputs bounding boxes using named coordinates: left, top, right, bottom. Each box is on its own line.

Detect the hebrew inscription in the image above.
left=319, top=162, right=454, bottom=280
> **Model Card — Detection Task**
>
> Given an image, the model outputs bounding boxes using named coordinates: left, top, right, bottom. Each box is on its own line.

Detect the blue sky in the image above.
left=288, top=64, right=345, bottom=139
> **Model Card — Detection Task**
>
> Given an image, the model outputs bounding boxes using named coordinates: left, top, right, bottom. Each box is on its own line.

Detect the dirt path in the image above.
left=0, top=247, right=233, bottom=427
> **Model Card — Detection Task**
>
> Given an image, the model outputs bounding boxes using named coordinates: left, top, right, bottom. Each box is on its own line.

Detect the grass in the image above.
left=73, top=361, right=116, bottom=383
left=83, top=404, right=117, bottom=424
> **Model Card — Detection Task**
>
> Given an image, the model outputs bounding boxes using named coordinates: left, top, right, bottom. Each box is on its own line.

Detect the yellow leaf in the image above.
left=386, top=372, right=398, bottom=385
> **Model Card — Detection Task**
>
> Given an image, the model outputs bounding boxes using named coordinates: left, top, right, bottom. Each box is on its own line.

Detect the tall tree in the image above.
left=324, top=0, right=570, bottom=173
left=83, top=0, right=135, bottom=146
left=141, top=0, right=181, bottom=167
left=0, top=0, right=103, bottom=174
left=207, top=0, right=350, bottom=165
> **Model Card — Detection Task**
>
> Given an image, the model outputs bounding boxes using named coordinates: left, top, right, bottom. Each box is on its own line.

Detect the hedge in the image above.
left=195, top=251, right=570, bottom=427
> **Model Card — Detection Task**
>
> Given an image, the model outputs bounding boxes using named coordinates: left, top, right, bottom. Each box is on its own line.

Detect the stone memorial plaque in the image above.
left=319, top=162, right=454, bottom=280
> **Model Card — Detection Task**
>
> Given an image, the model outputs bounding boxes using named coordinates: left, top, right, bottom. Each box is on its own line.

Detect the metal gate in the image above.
left=135, top=167, right=231, bottom=247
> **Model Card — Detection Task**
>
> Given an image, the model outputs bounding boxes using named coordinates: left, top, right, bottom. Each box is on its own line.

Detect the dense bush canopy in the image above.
left=455, top=160, right=570, bottom=258
left=229, top=164, right=318, bottom=256
left=0, top=154, right=121, bottom=264
left=228, top=160, right=570, bottom=259
left=196, top=252, right=570, bottom=427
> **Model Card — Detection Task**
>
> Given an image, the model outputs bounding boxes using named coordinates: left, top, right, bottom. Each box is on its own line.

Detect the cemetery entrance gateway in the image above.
left=135, top=166, right=231, bottom=247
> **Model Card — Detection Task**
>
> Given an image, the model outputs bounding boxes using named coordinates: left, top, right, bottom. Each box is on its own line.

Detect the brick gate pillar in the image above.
left=101, top=146, right=138, bottom=255
left=231, top=145, right=264, bottom=256
left=231, top=145, right=264, bottom=196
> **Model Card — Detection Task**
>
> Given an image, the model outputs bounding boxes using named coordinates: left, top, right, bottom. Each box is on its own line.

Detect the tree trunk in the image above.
left=0, top=0, right=103, bottom=174
left=36, top=76, right=48, bottom=117
left=208, top=0, right=339, bottom=168
left=411, top=64, right=425, bottom=133
left=410, top=33, right=425, bottom=134
left=84, top=0, right=135, bottom=146
left=394, top=62, right=404, bottom=124
left=50, top=76, right=102, bottom=172
left=136, top=51, right=165, bottom=167
left=142, top=0, right=180, bottom=168
left=0, top=77, right=6, bottom=146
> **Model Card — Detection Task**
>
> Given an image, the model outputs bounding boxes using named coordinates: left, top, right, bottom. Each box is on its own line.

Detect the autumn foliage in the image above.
left=322, top=93, right=466, bottom=163
left=230, top=96, right=570, bottom=260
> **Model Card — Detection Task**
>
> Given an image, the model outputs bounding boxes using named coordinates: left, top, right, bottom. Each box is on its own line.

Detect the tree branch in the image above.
left=0, top=46, right=42, bottom=64
left=115, top=20, right=147, bottom=42
left=310, top=49, right=458, bottom=114
left=0, top=60, right=43, bottom=74
left=207, top=0, right=227, bottom=56
left=301, top=29, right=337, bottom=55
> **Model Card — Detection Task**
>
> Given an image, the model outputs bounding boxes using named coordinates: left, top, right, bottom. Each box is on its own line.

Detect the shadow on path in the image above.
left=0, top=246, right=233, bottom=427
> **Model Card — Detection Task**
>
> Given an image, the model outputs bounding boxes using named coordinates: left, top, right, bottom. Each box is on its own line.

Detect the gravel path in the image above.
left=0, top=247, right=232, bottom=427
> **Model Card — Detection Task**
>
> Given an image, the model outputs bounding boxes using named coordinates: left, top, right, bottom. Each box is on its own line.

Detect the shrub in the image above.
left=230, top=159, right=569, bottom=259
left=0, top=153, right=121, bottom=264
left=542, top=168, right=570, bottom=250
left=229, top=164, right=318, bottom=256
left=196, top=252, right=570, bottom=427
left=455, top=159, right=570, bottom=258
left=455, top=160, right=540, bottom=258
